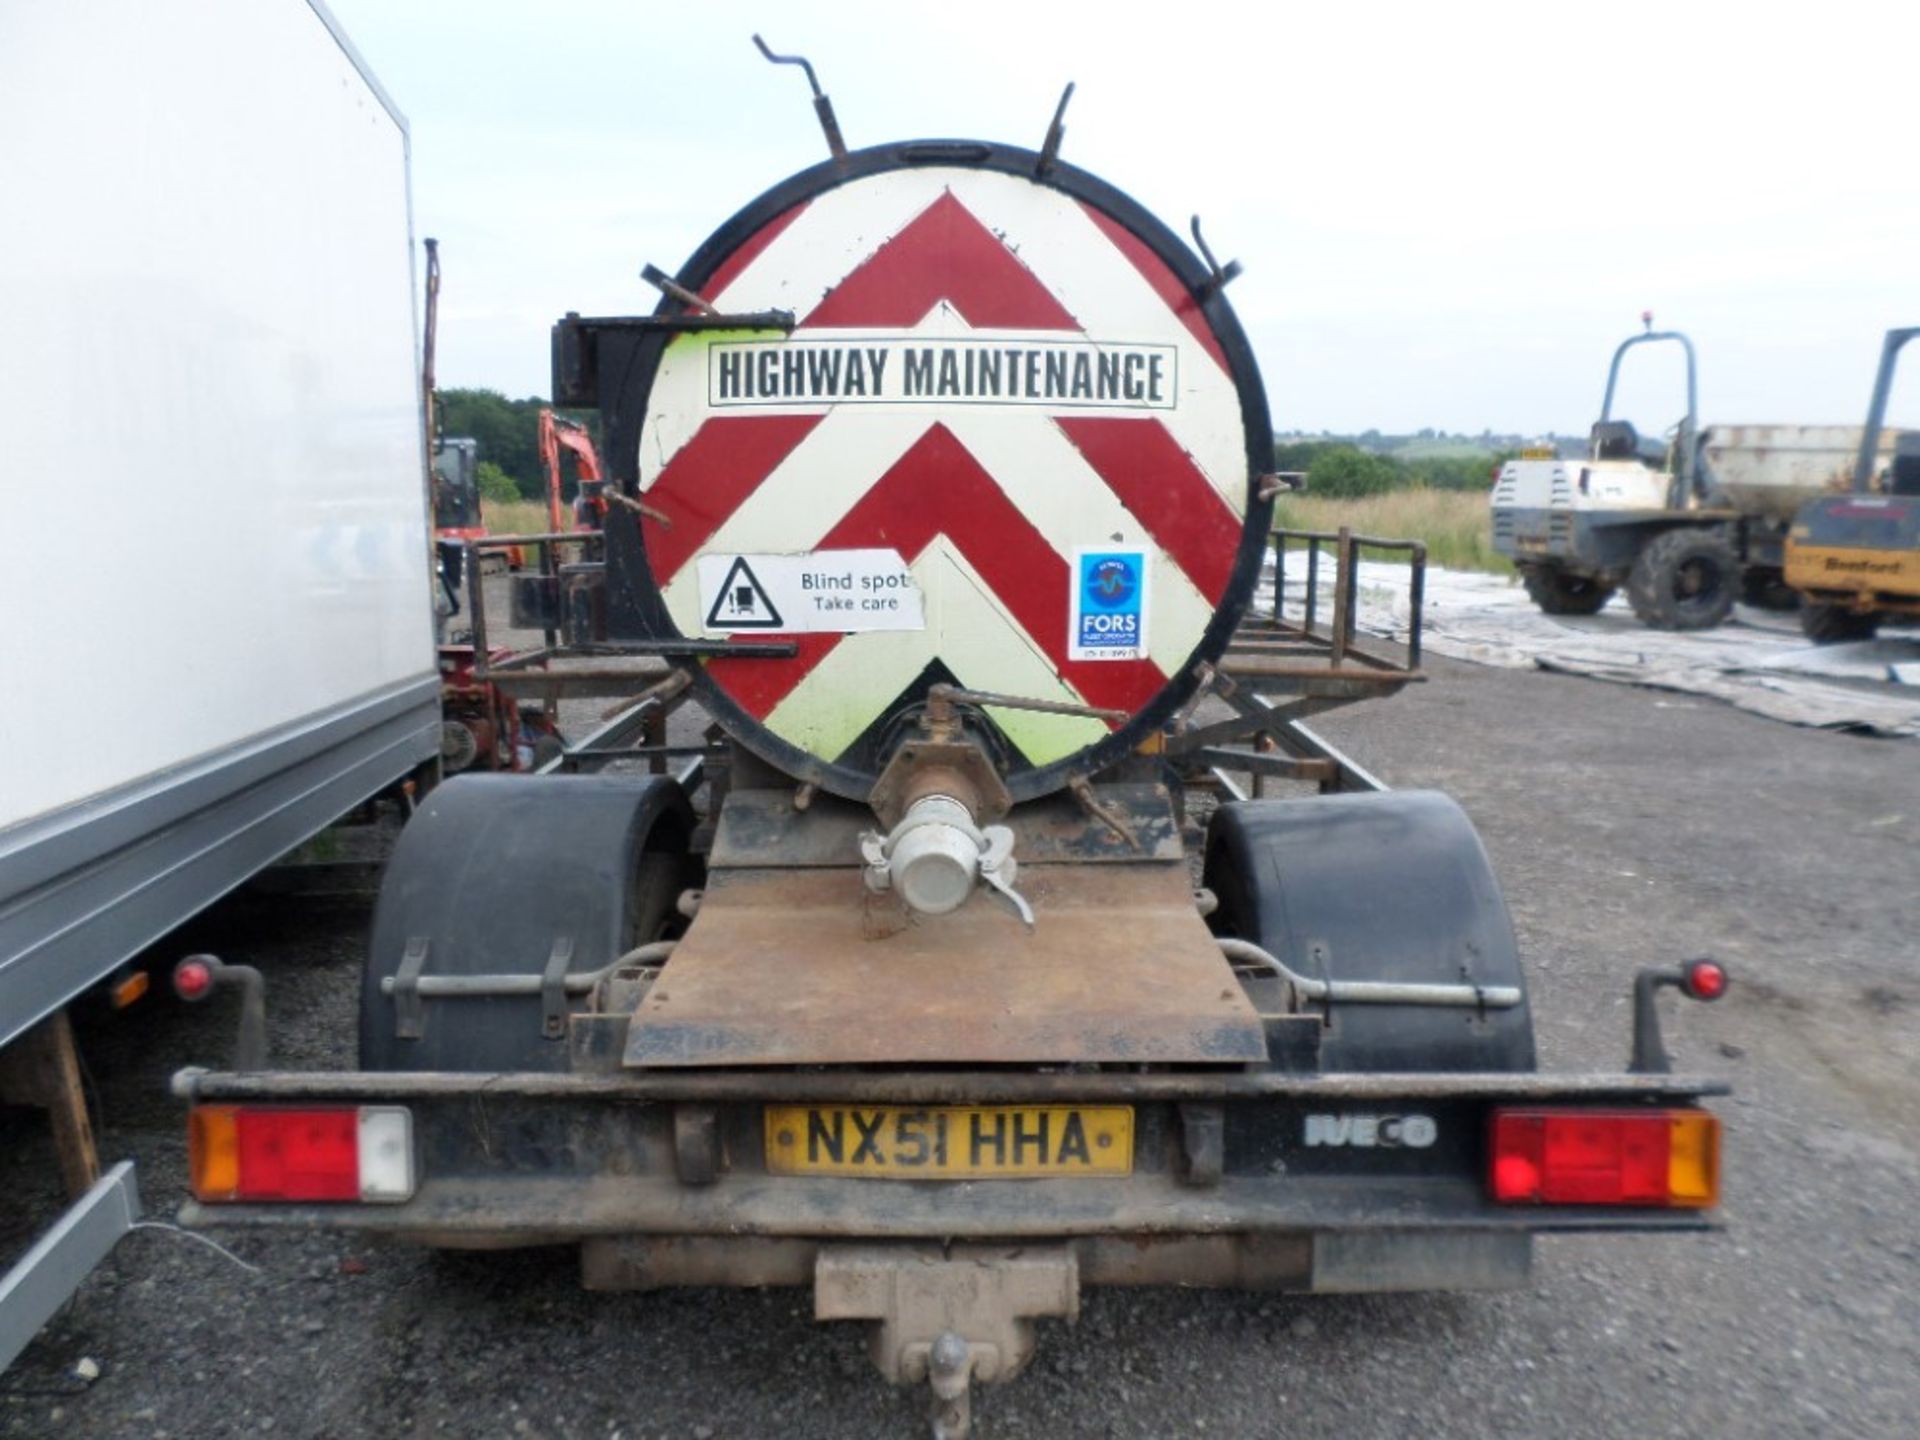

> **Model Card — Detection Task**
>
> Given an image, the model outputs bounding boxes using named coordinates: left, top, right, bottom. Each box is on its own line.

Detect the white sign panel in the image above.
left=709, top=337, right=1178, bottom=411
left=697, top=550, right=926, bottom=634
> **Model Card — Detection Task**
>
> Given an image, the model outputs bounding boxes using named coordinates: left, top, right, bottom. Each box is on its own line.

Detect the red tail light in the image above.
left=1490, top=1108, right=1718, bottom=1208
left=190, top=1106, right=414, bottom=1203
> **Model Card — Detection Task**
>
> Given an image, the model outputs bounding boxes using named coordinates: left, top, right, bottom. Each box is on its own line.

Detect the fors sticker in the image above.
left=1070, top=548, right=1148, bottom=662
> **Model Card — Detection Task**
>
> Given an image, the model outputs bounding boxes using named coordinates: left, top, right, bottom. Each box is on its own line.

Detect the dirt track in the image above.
left=4, top=657, right=1917, bottom=1438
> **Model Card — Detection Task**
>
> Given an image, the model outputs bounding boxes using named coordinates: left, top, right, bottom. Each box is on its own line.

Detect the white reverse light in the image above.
left=357, top=1106, right=417, bottom=1202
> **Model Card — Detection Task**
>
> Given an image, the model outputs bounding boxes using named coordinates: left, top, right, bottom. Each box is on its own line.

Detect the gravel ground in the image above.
left=4, top=657, right=1917, bottom=1439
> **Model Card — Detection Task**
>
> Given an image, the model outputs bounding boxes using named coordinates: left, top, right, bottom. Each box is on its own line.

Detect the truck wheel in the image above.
left=1520, top=565, right=1614, bottom=615
left=360, top=773, right=695, bottom=1072
left=1800, top=601, right=1879, bottom=644
left=1202, top=791, right=1535, bottom=1073
left=1626, top=528, right=1738, bottom=630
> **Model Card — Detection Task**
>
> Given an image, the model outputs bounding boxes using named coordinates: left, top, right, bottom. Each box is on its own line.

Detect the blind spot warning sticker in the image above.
left=1070, top=548, right=1149, bottom=661
left=704, top=557, right=783, bottom=629
left=698, top=550, right=925, bottom=633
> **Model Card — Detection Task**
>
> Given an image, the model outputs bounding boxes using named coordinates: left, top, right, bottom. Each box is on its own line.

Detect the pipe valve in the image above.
left=860, top=795, right=1033, bottom=929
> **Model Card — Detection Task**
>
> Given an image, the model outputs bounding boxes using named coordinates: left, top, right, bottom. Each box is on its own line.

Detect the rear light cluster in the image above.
left=1490, top=1108, right=1718, bottom=1208
left=190, top=1106, right=415, bottom=1204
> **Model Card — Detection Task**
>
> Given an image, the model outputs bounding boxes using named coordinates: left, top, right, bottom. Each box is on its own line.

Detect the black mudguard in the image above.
left=1203, top=791, right=1535, bottom=1072
left=360, top=774, right=694, bottom=1072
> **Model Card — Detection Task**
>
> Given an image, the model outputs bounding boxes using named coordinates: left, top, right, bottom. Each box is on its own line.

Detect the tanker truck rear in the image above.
left=1491, top=319, right=1897, bottom=628
left=171, top=60, right=1726, bottom=1436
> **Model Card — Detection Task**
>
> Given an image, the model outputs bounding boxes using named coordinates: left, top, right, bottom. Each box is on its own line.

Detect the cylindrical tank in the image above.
left=1701, top=425, right=1902, bottom=521
left=595, top=142, right=1273, bottom=803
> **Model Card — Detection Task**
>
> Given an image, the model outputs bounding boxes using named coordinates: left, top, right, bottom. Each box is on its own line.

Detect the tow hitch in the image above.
left=815, top=1245, right=1079, bottom=1439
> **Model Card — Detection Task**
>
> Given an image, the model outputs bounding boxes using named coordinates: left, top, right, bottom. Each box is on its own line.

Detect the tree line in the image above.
left=1273, top=440, right=1514, bottom=499
left=437, top=388, right=599, bottom=504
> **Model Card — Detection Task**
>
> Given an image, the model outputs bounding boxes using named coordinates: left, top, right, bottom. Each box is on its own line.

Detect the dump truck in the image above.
left=1785, top=327, right=1920, bottom=641
left=1491, top=319, right=1897, bottom=628
left=171, top=54, right=1727, bottom=1436
left=0, top=0, right=437, bottom=1373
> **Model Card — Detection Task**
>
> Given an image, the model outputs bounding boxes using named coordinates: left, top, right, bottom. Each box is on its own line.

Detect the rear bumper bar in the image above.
left=172, top=1066, right=1726, bottom=1105
left=172, top=1066, right=1723, bottom=1256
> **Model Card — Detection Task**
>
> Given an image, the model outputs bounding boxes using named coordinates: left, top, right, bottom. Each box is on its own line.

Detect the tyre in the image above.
left=360, top=773, right=694, bottom=1072
left=1626, top=528, right=1739, bottom=630
left=1202, top=791, right=1535, bottom=1073
left=1521, top=565, right=1614, bottom=616
left=1800, top=601, right=1880, bottom=644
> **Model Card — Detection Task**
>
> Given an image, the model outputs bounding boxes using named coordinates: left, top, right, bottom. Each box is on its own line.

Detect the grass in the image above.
left=481, top=498, right=552, bottom=535
left=1272, top=490, right=1515, bottom=576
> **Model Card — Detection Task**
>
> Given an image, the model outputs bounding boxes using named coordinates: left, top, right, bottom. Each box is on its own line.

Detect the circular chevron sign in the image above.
left=618, top=144, right=1272, bottom=802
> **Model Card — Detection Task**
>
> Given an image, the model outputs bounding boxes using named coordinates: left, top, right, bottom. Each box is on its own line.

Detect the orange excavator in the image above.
left=537, top=407, right=608, bottom=534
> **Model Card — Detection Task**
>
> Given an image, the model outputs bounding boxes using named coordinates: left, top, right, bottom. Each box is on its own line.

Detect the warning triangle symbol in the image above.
left=705, top=556, right=784, bottom=630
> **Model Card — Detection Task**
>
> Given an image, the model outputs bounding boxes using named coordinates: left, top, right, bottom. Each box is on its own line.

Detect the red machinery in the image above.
left=436, top=645, right=563, bottom=773
left=538, top=407, right=608, bottom=535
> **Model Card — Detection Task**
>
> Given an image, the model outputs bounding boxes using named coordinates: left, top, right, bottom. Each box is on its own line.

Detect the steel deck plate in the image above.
left=623, top=862, right=1267, bottom=1068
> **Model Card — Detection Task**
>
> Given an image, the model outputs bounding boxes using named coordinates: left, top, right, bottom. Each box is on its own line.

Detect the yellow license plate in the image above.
left=764, top=1105, right=1133, bottom=1179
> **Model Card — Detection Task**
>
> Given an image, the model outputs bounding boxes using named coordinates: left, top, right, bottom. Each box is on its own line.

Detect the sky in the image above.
left=326, top=0, right=1919, bottom=437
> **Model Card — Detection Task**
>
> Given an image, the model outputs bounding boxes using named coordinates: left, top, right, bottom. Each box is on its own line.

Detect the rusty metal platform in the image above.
left=623, top=862, right=1267, bottom=1069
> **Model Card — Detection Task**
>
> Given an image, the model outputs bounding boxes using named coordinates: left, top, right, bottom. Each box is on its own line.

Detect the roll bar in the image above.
left=1598, top=317, right=1700, bottom=506
left=1853, top=327, right=1919, bottom=493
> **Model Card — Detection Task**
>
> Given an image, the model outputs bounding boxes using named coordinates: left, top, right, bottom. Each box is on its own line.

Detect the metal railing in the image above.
left=458, top=530, right=600, bottom=680
left=1269, top=525, right=1426, bottom=672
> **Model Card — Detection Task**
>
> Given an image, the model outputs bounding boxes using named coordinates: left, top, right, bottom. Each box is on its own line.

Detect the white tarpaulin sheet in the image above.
left=1266, top=561, right=1920, bottom=739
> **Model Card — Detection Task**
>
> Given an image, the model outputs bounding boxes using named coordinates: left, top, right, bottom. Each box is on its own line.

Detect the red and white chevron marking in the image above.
left=635, top=166, right=1250, bottom=769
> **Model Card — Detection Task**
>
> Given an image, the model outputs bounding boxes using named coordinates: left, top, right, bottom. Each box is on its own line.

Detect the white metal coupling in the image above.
left=860, top=795, right=1034, bottom=929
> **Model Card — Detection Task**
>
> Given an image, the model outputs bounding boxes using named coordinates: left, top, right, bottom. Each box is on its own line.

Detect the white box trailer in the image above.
left=0, top=0, right=437, bottom=1367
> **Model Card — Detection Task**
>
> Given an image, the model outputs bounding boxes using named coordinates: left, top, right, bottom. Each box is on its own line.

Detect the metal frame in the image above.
left=1267, top=526, right=1425, bottom=671
left=1598, top=325, right=1700, bottom=504
left=0, top=1162, right=141, bottom=1374
left=1172, top=527, right=1422, bottom=800
left=460, top=521, right=1418, bottom=806
left=175, top=1067, right=1726, bottom=1105
left=1852, top=327, right=1918, bottom=492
